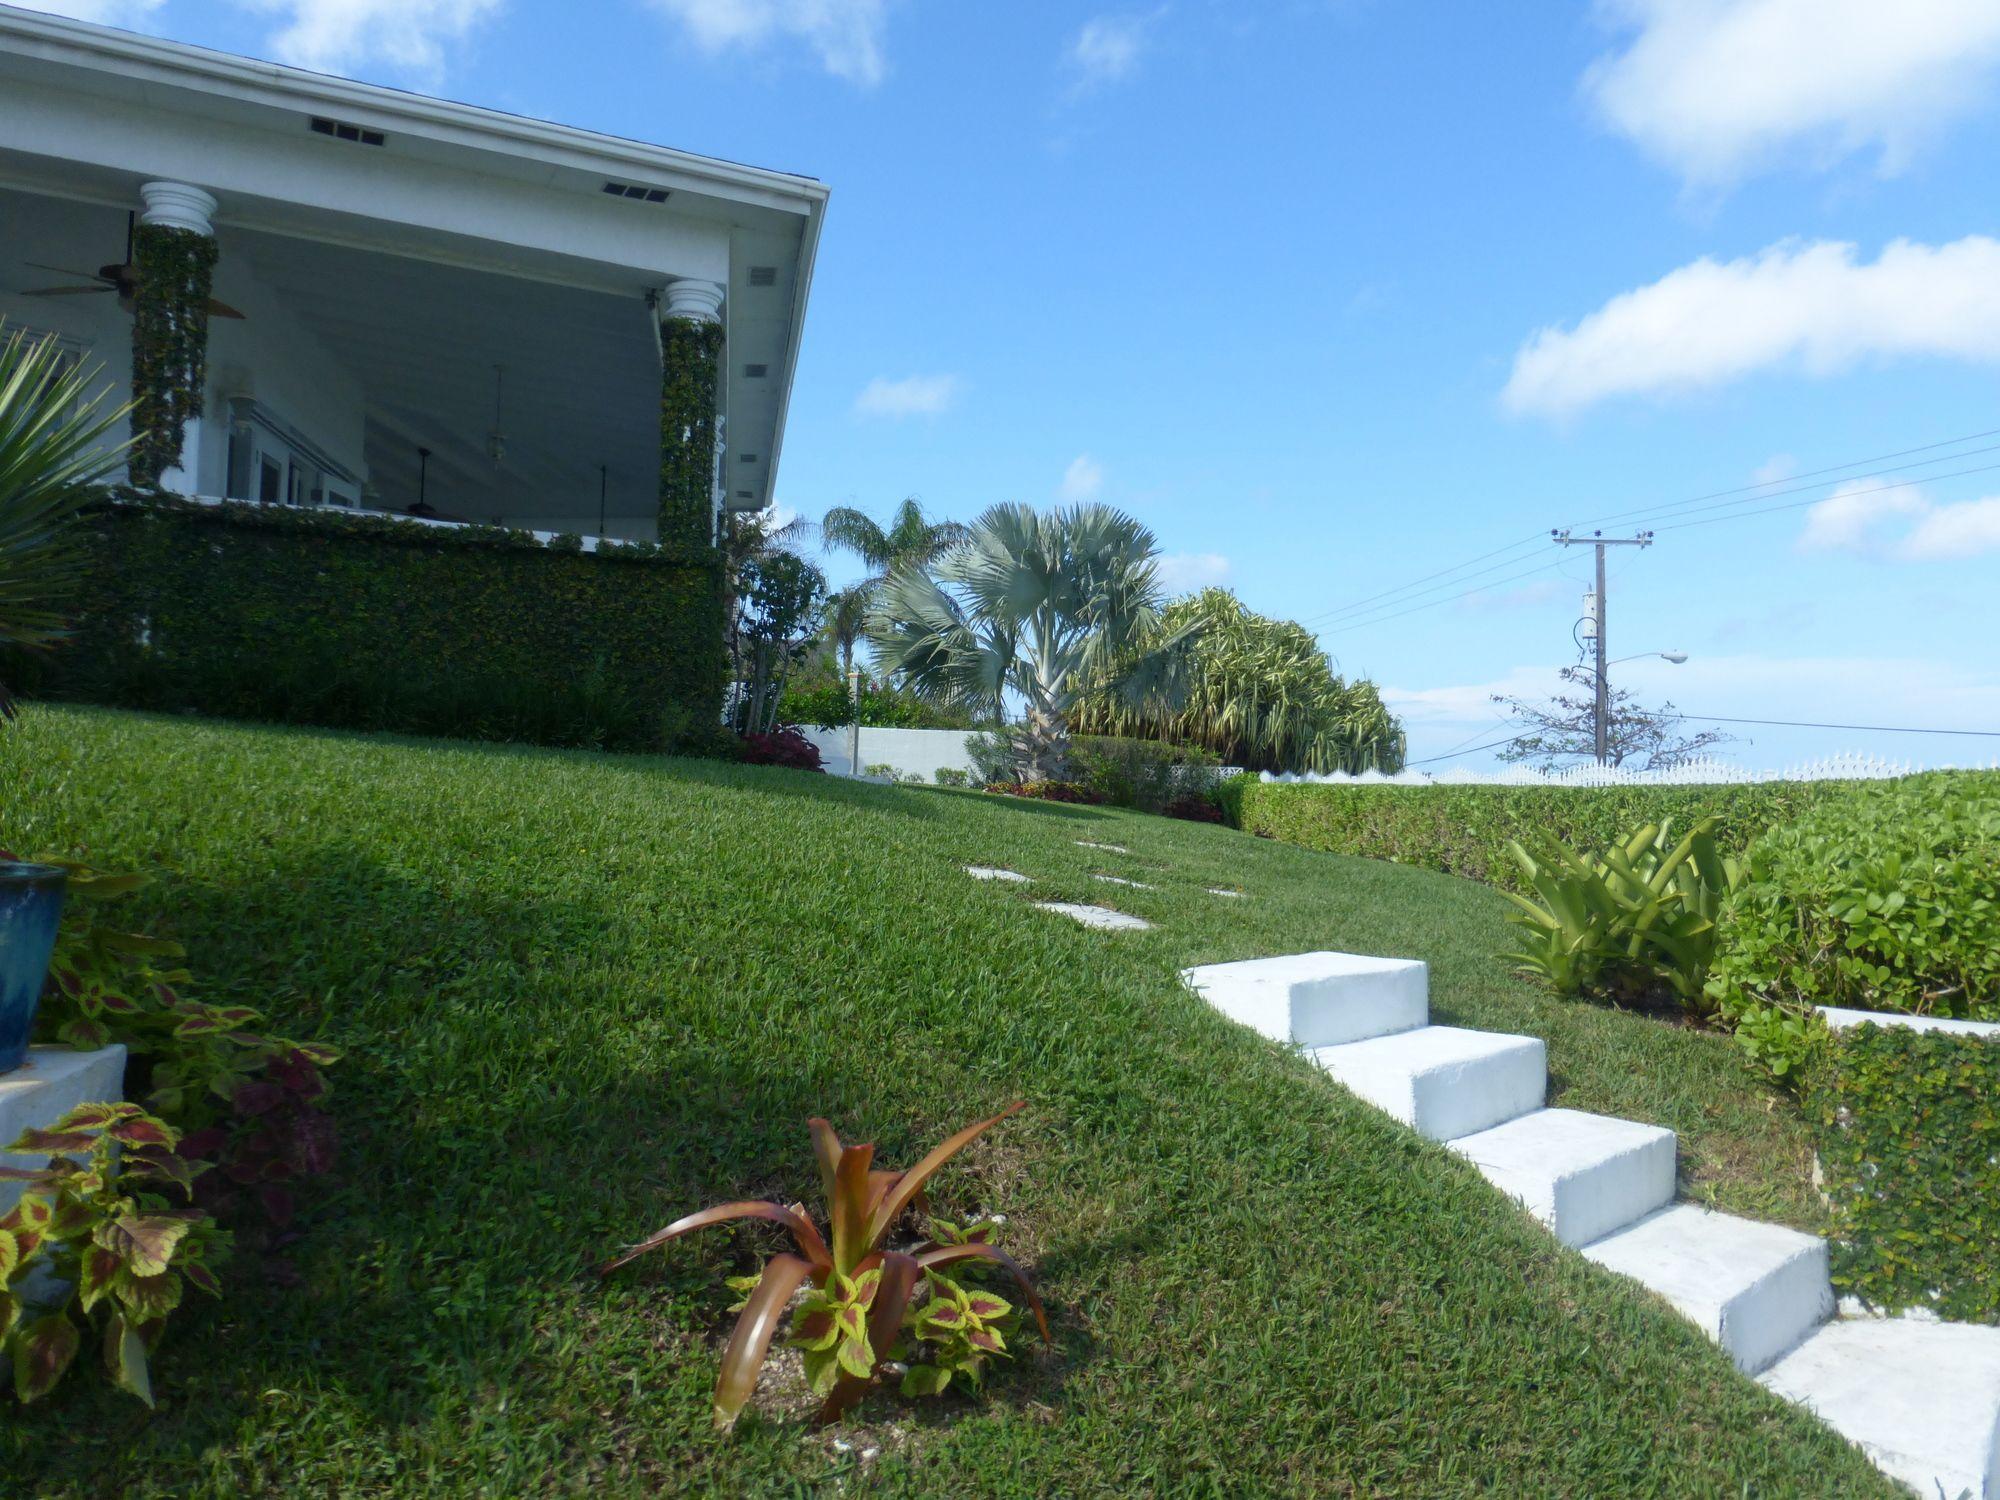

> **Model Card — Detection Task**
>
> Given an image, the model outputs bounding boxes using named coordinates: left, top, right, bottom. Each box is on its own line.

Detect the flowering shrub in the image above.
left=984, top=781, right=1105, bottom=805
left=1163, top=794, right=1225, bottom=823
left=737, top=724, right=825, bottom=772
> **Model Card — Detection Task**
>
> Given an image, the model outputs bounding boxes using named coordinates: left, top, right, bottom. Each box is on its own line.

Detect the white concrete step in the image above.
left=1582, top=1204, right=1833, bottom=1376
left=1759, top=1316, right=2000, bottom=1500
left=1308, top=1025, right=1546, bottom=1142
left=1449, top=1108, right=1677, bottom=1248
left=1182, top=951, right=1428, bottom=1049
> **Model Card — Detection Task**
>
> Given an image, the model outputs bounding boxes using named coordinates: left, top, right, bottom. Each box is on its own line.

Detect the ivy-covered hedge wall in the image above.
left=1804, top=1023, right=2000, bottom=1324
left=19, top=496, right=725, bottom=752
left=1223, top=777, right=1873, bottom=893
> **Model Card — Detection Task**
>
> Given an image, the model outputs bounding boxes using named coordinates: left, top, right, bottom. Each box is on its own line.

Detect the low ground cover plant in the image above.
left=599, top=1105, right=1046, bottom=1428
left=1803, top=1024, right=2000, bottom=1324
left=1500, top=819, right=1741, bottom=1011
left=1, top=1102, right=225, bottom=1405
left=737, top=724, right=824, bottom=772
left=984, top=780, right=1105, bottom=805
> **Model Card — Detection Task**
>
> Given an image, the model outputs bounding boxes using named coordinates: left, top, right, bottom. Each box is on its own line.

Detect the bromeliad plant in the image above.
left=600, top=1103, right=1048, bottom=1429
left=0, top=1102, right=226, bottom=1405
left=1500, top=817, right=1744, bottom=1011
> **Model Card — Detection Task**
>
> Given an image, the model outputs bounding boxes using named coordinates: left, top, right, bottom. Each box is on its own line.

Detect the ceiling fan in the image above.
left=16, top=211, right=246, bottom=320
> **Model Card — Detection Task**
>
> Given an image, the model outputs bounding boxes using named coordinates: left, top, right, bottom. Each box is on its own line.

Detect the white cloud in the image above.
left=1058, top=454, right=1105, bottom=502
left=1800, top=481, right=2000, bottom=561
left=242, top=0, right=502, bottom=74
left=1064, top=13, right=1153, bottom=93
left=19, top=0, right=163, bottom=23
left=648, top=0, right=893, bottom=85
left=1502, top=236, right=2000, bottom=417
left=1587, top=0, right=2000, bottom=185
left=1155, top=552, right=1230, bottom=594
left=852, top=374, right=960, bottom=419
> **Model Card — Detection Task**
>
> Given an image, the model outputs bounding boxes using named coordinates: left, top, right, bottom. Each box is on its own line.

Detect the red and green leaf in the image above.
left=597, top=1200, right=831, bottom=1276
left=102, top=1314, right=154, bottom=1407
left=916, top=1242, right=1050, bottom=1342
left=712, top=1252, right=817, bottom=1430
left=77, top=1246, right=122, bottom=1314
left=94, top=1215, right=191, bottom=1279
left=816, top=1250, right=920, bottom=1426
left=829, top=1142, right=877, bottom=1274
left=867, top=1102, right=1025, bottom=1246
left=12, top=1314, right=80, bottom=1402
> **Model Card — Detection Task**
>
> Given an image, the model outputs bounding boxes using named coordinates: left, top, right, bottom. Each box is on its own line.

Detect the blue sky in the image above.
left=34, top=0, right=2000, bottom=769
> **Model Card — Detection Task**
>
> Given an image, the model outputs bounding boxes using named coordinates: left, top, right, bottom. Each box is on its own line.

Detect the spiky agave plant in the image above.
left=0, top=327, right=131, bottom=717
left=600, top=1103, right=1048, bottom=1428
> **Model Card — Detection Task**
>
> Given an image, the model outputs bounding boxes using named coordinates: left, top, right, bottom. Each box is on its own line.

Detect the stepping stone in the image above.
left=1183, top=951, right=1428, bottom=1048
left=1092, top=874, right=1155, bottom=890
left=1206, top=888, right=1246, bottom=898
left=1584, top=1203, right=1832, bottom=1375
left=1449, top=1108, right=1676, bottom=1248
left=1075, top=841, right=1129, bottom=853
left=1759, top=1316, right=2000, bottom=1499
left=964, top=866, right=1029, bottom=883
left=1309, top=1026, right=1545, bottom=1142
left=1034, top=902, right=1152, bottom=932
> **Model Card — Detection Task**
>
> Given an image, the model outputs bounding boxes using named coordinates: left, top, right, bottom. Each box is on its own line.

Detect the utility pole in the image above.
left=1552, top=529, right=1653, bottom=765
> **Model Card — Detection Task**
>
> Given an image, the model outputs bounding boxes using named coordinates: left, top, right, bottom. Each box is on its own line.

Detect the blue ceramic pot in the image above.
left=0, top=861, right=67, bottom=1074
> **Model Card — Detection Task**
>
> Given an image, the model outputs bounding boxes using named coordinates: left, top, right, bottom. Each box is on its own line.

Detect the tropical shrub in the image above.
left=1, top=1102, right=227, bottom=1405
left=1076, top=588, right=1403, bottom=773
left=1164, top=794, right=1225, bottom=824
left=986, top=781, right=1105, bottom=805
left=1069, top=734, right=1220, bottom=813
left=0, top=327, right=130, bottom=717
left=1231, top=777, right=1873, bottom=893
left=731, top=552, right=826, bottom=735
left=1803, top=1023, right=2000, bottom=1324
left=778, top=675, right=976, bottom=731
left=737, top=724, right=825, bottom=772
left=1708, top=775, right=2000, bottom=1035
left=867, top=503, right=1194, bottom=783
left=1500, top=819, right=1743, bottom=1010
left=599, top=1105, right=1047, bottom=1428
left=934, top=767, right=969, bottom=788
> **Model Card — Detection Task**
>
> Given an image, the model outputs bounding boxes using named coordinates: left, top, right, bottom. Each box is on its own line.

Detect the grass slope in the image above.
left=0, top=708, right=1887, bottom=1497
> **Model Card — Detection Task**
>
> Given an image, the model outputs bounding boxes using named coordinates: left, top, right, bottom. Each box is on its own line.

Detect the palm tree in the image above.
left=820, top=584, right=871, bottom=680
left=867, top=503, right=1195, bottom=782
left=820, top=498, right=969, bottom=595
left=0, top=328, right=130, bottom=718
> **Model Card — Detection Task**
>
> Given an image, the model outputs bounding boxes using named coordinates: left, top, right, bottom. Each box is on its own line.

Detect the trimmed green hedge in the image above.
left=16, top=495, right=725, bottom=752
left=1805, top=1023, right=2000, bottom=1324
left=1226, top=777, right=1867, bottom=893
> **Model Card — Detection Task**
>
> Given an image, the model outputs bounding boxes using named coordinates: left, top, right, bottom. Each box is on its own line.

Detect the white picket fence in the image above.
left=1253, top=752, right=1989, bottom=788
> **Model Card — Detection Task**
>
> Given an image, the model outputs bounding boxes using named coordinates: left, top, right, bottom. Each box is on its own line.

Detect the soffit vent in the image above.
left=602, top=181, right=671, bottom=204
left=743, top=363, right=769, bottom=378
left=747, top=266, right=778, bottom=287
left=310, top=116, right=385, bottom=147
left=735, top=489, right=755, bottom=499
left=738, top=453, right=758, bottom=464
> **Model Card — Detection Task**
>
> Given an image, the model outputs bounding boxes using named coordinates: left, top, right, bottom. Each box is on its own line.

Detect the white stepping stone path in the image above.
left=1206, top=887, right=1247, bottom=899
left=1183, top=950, right=2000, bottom=1499
left=1092, top=874, right=1155, bottom=890
left=964, top=865, right=1030, bottom=883
left=1035, top=901, right=1152, bottom=932
left=1075, top=840, right=1129, bottom=854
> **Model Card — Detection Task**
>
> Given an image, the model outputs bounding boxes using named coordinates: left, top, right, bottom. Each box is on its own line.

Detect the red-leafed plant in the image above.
left=984, top=781, right=1105, bottom=805
left=1163, top=794, right=1224, bottom=824
left=0, top=1102, right=227, bottom=1405
left=600, top=1103, right=1048, bottom=1429
left=737, top=724, right=825, bottom=773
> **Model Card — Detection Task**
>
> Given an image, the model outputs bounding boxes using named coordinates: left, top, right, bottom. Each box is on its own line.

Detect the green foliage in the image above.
left=1069, top=734, right=1220, bottom=814
left=778, top=674, right=974, bottom=730
left=1500, top=819, right=1743, bottom=1009
left=732, top=552, right=826, bottom=733
left=0, top=705, right=1901, bottom=1496
left=1076, top=588, right=1405, bottom=773
left=933, top=766, right=968, bottom=787
left=599, top=1106, right=1046, bottom=1429
left=0, top=328, right=131, bottom=715
left=1708, top=775, right=2000, bottom=1030
left=14, top=493, right=724, bottom=752
left=1803, top=1024, right=2000, bottom=1323
left=0, top=1102, right=227, bottom=1406
left=657, top=315, right=724, bottom=549
left=1232, top=777, right=1877, bottom=893
left=868, top=503, right=1195, bottom=783
left=128, top=226, right=217, bottom=489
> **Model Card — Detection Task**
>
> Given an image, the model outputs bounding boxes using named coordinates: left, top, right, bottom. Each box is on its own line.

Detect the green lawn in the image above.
left=0, top=707, right=1887, bottom=1497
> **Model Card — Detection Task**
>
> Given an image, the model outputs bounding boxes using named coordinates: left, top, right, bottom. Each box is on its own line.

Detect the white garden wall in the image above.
left=803, top=726, right=979, bottom=781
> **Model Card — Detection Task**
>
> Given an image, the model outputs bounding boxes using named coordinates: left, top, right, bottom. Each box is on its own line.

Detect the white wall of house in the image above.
left=803, top=726, right=981, bottom=781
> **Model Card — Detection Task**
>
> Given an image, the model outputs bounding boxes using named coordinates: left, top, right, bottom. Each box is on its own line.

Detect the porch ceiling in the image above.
left=231, top=227, right=660, bottom=531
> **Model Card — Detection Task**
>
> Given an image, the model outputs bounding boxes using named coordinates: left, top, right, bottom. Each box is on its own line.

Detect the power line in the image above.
left=1405, top=732, right=1532, bottom=766
left=1318, top=556, right=1570, bottom=636
left=1657, top=459, right=2000, bottom=533
left=1296, top=533, right=1550, bottom=626
left=1668, top=712, right=2000, bottom=738
left=1301, top=542, right=1560, bottom=629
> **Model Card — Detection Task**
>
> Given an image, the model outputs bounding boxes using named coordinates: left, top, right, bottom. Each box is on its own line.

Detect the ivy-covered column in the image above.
left=129, top=182, right=221, bottom=491
left=657, top=280, right=725, bottom=550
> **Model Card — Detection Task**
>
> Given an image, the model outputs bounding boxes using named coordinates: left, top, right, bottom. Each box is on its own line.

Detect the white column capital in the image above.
left=661, top=278, right=724, bottom=324
left=138, top=181, right=219, bottom=236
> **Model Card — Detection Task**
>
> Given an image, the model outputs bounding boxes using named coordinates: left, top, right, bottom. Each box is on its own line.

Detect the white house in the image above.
left=0, top=4, right=825, bottom=541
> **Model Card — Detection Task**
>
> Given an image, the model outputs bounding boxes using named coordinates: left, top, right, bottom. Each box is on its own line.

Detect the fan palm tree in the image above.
left=867, top=503, right=1195, bottom=782
left=820, top=498, right=970, bottom=595
left=0, top=328, right=130, bottom=719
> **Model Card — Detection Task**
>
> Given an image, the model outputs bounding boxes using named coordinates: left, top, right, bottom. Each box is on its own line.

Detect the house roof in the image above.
left=0, top=3, right=827, bottom=514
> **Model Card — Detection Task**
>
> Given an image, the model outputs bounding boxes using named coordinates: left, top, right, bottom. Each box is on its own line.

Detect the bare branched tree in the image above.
left=1492, top=666, right=1737, bottom=772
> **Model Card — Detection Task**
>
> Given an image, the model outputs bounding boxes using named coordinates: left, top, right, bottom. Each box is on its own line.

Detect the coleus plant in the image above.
left=0, top=1102, right=226, bottom=1405
left=600, top=1103, right=1049, bottom=1429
